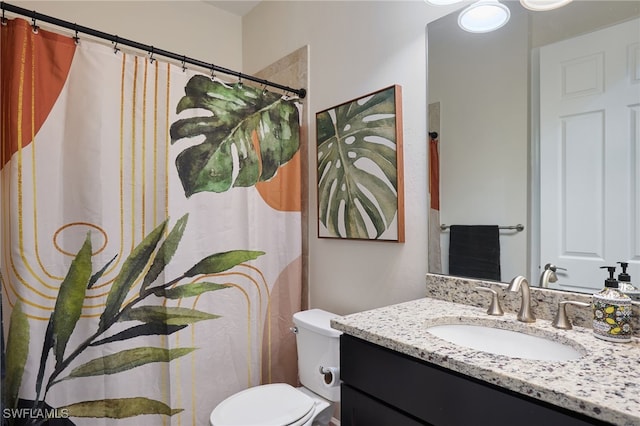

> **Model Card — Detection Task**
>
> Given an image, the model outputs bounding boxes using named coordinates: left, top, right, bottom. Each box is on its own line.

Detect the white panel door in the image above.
left=540, top=18, right=640, bottom=292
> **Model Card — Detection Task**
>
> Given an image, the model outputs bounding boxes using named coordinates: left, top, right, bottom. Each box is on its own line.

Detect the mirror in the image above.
left=427, top=0, right=640, bottom=295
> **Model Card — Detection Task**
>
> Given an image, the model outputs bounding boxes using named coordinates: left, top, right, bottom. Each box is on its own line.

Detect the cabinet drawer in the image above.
left=340, top=335, right=609, bottom=426
left=341, top=384, right=426, bottom=426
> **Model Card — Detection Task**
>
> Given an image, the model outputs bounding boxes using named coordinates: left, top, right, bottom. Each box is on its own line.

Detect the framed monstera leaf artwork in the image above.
left=316, top=85, right=405, bottom=242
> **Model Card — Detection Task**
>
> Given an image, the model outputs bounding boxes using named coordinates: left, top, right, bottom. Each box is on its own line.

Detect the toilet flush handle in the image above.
left=290, top=326, right=298, bottom=334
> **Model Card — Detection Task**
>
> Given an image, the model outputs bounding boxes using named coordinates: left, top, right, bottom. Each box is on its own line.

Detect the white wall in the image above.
left=11, top=1, right=243, bottom=70
left=242, top=1, right=456, bottom=315
left=428, top=5, right=530, bottom=283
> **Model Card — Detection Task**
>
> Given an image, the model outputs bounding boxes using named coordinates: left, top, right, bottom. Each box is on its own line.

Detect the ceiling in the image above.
left=204, top=1, right=262, bottom=16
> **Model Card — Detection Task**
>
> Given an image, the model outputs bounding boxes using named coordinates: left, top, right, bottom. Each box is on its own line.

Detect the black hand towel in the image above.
left=449, top=225, right=501, bottom=281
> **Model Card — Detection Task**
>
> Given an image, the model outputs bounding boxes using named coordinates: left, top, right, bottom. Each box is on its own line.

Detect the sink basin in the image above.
left=426, top=323, right=584, bottom=361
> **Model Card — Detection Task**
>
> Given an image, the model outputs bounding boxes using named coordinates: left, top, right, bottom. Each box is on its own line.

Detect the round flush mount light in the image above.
left=520, top=0, right=573, bottom=11
left=424, top=0, right=465, bottom=5
left=458, top=0, right=511, bottom=33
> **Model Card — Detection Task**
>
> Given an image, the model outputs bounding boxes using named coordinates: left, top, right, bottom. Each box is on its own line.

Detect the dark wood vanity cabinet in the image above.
left=340, top=335, right=611, bottom=426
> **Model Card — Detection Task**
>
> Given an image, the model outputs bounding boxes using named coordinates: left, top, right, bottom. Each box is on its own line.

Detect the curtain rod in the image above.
left=0, top=1, right=307, bottom=99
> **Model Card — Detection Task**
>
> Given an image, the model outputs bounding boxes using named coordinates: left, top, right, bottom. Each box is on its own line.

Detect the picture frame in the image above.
left=316, top=85, right=405, bottom=242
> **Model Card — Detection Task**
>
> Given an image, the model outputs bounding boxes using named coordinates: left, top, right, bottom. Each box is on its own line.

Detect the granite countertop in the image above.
left=331, top=296, right=640, bottom=426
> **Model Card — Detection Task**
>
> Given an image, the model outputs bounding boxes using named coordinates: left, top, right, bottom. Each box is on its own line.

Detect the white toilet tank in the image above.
left=292, top=309, right=342, bottom=402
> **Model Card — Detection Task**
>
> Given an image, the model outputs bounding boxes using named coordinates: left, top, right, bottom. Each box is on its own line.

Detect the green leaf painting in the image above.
left=3, top=216, right=265, bottom=424
left=170, top=75, right=301, bottom=197
left=316, top=85, right=404, bottom=240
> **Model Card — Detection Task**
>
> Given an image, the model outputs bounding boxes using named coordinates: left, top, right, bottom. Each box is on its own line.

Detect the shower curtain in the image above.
left=1, top=18, right=303, bottom=426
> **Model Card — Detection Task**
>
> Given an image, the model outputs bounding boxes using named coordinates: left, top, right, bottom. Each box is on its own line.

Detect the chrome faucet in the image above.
left=539, top=263, right=566, bottom=288
left=507, top=275, right=536, bottom=323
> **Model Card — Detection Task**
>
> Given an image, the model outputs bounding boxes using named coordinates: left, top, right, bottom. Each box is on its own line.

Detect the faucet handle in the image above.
left=552, top=300, right=590, bottom=330
left=475, top=287, right=504, bottom=316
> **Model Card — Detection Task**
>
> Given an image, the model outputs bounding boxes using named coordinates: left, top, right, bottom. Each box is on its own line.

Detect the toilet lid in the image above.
left=210, top=383, right=315, bottom=426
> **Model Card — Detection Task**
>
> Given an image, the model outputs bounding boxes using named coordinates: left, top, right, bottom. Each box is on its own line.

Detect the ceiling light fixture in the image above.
left=520, top=0, right=573, bottom=11
left=458, top=0, right=511, bottom=33
left=424, top=0, right=465, bottom=5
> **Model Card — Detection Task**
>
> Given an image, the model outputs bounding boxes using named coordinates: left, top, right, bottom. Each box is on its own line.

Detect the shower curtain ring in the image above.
left=210, top=66, right=216, bottom=80
left=113, top=36, right=120, bottom=54
left=31, top=12, right=38, bottom=33
left=73, top=24, right=80, bottom=45
left=149, top=46, right=155, bottom=64
left=181, top=56, right=186, bottom=72
left=1, top=9, right=6, bottom=26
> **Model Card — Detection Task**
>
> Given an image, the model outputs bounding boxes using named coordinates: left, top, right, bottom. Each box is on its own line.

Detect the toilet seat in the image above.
left=210, top=383, right=316, bottom=426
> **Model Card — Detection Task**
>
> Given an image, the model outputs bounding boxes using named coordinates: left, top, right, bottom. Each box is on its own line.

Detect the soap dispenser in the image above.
left=617, top=261, right=640, bottom=301
left=592, top=266, right=633, bottom=343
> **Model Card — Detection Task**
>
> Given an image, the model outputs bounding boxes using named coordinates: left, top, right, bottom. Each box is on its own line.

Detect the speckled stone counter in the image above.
left=331, top=277, right=640, bottom=425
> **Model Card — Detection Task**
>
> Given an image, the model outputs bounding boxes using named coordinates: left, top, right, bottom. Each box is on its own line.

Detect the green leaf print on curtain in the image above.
left=2, top=214, right=265, bottom=425
left=170, top=75, right=301, bottom=197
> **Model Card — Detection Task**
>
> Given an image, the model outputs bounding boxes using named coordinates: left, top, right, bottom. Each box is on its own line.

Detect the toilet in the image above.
left=210, top=309, right=342, bottom=426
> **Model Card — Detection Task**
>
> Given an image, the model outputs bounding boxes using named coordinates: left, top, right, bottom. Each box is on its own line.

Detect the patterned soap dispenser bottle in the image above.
left=617, top=261, right=639, bottom=300
left=592, top=266, right=633, bottom=343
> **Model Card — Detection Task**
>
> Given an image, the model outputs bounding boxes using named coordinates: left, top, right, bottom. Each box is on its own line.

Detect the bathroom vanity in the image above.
left=331, top=276, right=640, bottom=426
left=340, top=335, right=604, bottom=426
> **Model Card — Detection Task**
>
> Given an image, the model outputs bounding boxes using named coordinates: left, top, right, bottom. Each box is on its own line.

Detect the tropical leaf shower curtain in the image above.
left=1, top=18, right=303, bottom=426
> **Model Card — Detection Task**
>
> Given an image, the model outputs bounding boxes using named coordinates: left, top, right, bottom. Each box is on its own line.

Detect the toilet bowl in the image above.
left=210, top=309, right=341, bottom=426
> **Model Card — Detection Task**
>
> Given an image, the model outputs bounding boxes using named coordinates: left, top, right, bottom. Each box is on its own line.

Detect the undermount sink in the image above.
left=426, top=323, right=584, bottom=361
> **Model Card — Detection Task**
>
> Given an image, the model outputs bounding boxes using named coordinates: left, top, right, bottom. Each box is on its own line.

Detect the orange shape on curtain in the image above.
left=429, top=135, right=440, bottom=211
left=1, top=18, right=76, bottom=167
left=252, top=130, right=302, bottom=213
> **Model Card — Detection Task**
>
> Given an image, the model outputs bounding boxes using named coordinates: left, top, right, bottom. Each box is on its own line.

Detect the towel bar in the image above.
left=440, top=224, right=524, bottom=232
